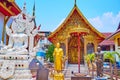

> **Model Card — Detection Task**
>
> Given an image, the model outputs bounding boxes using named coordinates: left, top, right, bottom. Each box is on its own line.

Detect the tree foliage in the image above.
left=104, top=51, right=120, bottom=64
left=103, top=51, right=120, bottom=79
left=84, top=53, right=95, bottom=63
left=46, top=44, right=55, bottom=62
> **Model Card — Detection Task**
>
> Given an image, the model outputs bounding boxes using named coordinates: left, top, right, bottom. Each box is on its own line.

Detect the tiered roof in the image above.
left=0, top=1, right=21, bottom=16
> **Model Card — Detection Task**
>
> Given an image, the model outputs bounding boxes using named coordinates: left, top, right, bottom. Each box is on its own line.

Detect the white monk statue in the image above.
left=0, top=5, right=38, bottom=55
left=0, top=15, right=29, bottom=54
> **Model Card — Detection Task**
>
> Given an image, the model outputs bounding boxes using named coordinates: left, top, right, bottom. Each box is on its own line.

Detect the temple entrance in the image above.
left=68, top=36, right=84, bottom=64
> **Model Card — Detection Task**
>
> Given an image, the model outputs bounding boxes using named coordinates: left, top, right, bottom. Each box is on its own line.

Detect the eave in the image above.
left=0, top=2, right=21, bottom=16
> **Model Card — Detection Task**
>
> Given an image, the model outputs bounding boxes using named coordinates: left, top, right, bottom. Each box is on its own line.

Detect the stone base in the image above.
left=53, top=73, right=64, bottom=80
left=95, top=77, right=108, bottom=80
left=71, top=76, right=92, bottom=80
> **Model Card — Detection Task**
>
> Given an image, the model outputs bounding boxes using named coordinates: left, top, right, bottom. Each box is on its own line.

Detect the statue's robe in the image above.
left=53, top=48, right=63, bottom=72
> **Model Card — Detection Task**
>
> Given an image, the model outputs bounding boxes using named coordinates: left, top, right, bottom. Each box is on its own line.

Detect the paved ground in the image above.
left=64, top=64, right=89, bottom=80
left=49, top=64, right=119, bottom=80
left=48, top=64, right=88, bottom=80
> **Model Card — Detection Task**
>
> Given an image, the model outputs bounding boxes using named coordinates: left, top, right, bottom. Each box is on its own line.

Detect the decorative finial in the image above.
left=33, top=0, right=35, bottom=16
left=22, top=1, right=26, bottom=14
left=23, top=2, right=26, bottom=9
left=117, top=22, right=120, bottom=30
left=74, top=0, right=76, bottom=6
left=32, top=0, right=36, bottom=26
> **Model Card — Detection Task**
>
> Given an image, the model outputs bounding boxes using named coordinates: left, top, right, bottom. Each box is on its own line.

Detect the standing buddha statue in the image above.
left=53, top=42, right=64, bottom=80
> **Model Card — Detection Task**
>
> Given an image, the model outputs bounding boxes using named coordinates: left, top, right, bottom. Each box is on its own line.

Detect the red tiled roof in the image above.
left=99, top=32, right=114, bottom=46
left=102, top=32, right=113, bottom=37
left=99, top=40, right=114, bottom=46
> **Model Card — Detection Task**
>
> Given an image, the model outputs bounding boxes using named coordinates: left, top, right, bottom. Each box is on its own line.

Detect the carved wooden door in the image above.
left=68, top=37, right=84, bottom=64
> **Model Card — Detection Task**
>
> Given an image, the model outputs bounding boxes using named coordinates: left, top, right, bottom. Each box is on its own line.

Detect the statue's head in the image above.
left=97, top=46, right=101, bottom=53
left=11, top=13, right=34, bottom=34
left=56, top=42, right=60, bottom=48
left=11, top=14, right=26, bottom=34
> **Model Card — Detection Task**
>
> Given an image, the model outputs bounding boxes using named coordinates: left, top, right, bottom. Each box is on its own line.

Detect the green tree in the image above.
left=84, top=53, right=95, bottom=76
left=84, top=53, right=95, bottom=63
left=46, top=44, right=55, bottom=62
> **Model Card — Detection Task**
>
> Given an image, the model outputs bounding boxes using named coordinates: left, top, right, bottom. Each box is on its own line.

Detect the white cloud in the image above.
left=89, top=17, right=103, bottom=28
left=88, top=12, right=120, bottom=32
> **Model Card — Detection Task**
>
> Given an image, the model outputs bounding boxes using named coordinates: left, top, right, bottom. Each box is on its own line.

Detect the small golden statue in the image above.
left=53, top=42, right=63, bottom=72
left=53, top=42, right=64, bottom=80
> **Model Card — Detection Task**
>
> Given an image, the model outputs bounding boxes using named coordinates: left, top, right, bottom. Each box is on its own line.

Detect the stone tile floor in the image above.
left=49, top=64, right=120, bottom=80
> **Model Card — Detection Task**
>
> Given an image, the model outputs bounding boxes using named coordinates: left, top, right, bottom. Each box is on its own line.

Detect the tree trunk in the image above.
left=110, top=62, right=113, bottom=80
left=92, top=62, right=94, bottom=77
left=114, top=63, right=118, bottom=80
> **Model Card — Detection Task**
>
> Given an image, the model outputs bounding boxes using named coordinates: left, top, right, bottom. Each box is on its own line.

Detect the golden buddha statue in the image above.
left=53, top=42, right=64, bottom=80
left=53, top=42, right=63, bottom=72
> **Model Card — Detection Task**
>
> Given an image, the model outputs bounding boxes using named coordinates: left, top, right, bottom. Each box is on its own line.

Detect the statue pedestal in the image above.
left=53, top=73, right=64, bottom=80
left=95, top=77, right=108, bottom=80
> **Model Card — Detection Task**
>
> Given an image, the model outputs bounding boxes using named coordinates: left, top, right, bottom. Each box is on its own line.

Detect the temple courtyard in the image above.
left=0, top=0, right=120, bottom=80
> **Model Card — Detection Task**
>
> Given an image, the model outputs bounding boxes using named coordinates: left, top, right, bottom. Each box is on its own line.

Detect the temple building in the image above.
left=99, top=32, right=115, bottom=52
left=106, top=23, right=120, bottom=63
left=37, top=31, right=51, bottom=48
left=107, top=23, right=120, bottom=62
left=0, top=1, right=21, bottom=42
left=48, top=3, right=105, bottom=64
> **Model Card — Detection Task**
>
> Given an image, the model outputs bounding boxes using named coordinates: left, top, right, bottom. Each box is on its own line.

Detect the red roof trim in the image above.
left=0, top=2, right=21, bottom=16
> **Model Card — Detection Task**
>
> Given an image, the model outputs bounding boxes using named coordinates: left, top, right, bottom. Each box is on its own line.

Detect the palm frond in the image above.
left=104, top=51, right=116, bottom=64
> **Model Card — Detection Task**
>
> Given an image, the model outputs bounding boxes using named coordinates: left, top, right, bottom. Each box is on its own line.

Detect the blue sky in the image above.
left=15, top=0, right=120, bottom=32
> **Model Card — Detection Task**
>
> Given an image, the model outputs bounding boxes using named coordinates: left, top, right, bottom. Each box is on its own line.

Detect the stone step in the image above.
left=65, top=78, right=71, bottom=80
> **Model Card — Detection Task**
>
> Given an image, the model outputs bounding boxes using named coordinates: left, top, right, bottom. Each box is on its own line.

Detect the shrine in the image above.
left=48, top=1, right=105, bottom=64
left=0, top=2, right=39, bottom=80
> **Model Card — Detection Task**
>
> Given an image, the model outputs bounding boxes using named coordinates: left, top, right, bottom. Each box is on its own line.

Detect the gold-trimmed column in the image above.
left=84, top=38, right=87, bottom=55
left=94, top=40, right=98, bottom=53
left=65, top=38, right=68, bottom=58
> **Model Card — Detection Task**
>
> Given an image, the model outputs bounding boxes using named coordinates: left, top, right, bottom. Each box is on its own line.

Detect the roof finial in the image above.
left=32, top=0, right=35, bottom=16
left=32, top=0, right=36, bottom=26
left=22, top=1, right=26, bottom=14
left=74, top=0, right=76, bottom=6
left=117, top=22, right=120, bottom=31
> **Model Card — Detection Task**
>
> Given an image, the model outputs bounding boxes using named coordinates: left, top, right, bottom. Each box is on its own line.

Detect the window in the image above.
left=101, top=46, right=110, bottom=51
left=87, top=43, right=94, bottom=54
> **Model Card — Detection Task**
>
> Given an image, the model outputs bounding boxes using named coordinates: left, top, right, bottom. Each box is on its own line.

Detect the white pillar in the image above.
left=110, top=45, right=113, bottom=51
left=29, top=35, right=34, bottom=52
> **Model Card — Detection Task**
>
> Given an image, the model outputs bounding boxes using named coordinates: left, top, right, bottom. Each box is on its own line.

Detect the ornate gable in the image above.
left=48, top=5, right=105, bottom=44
